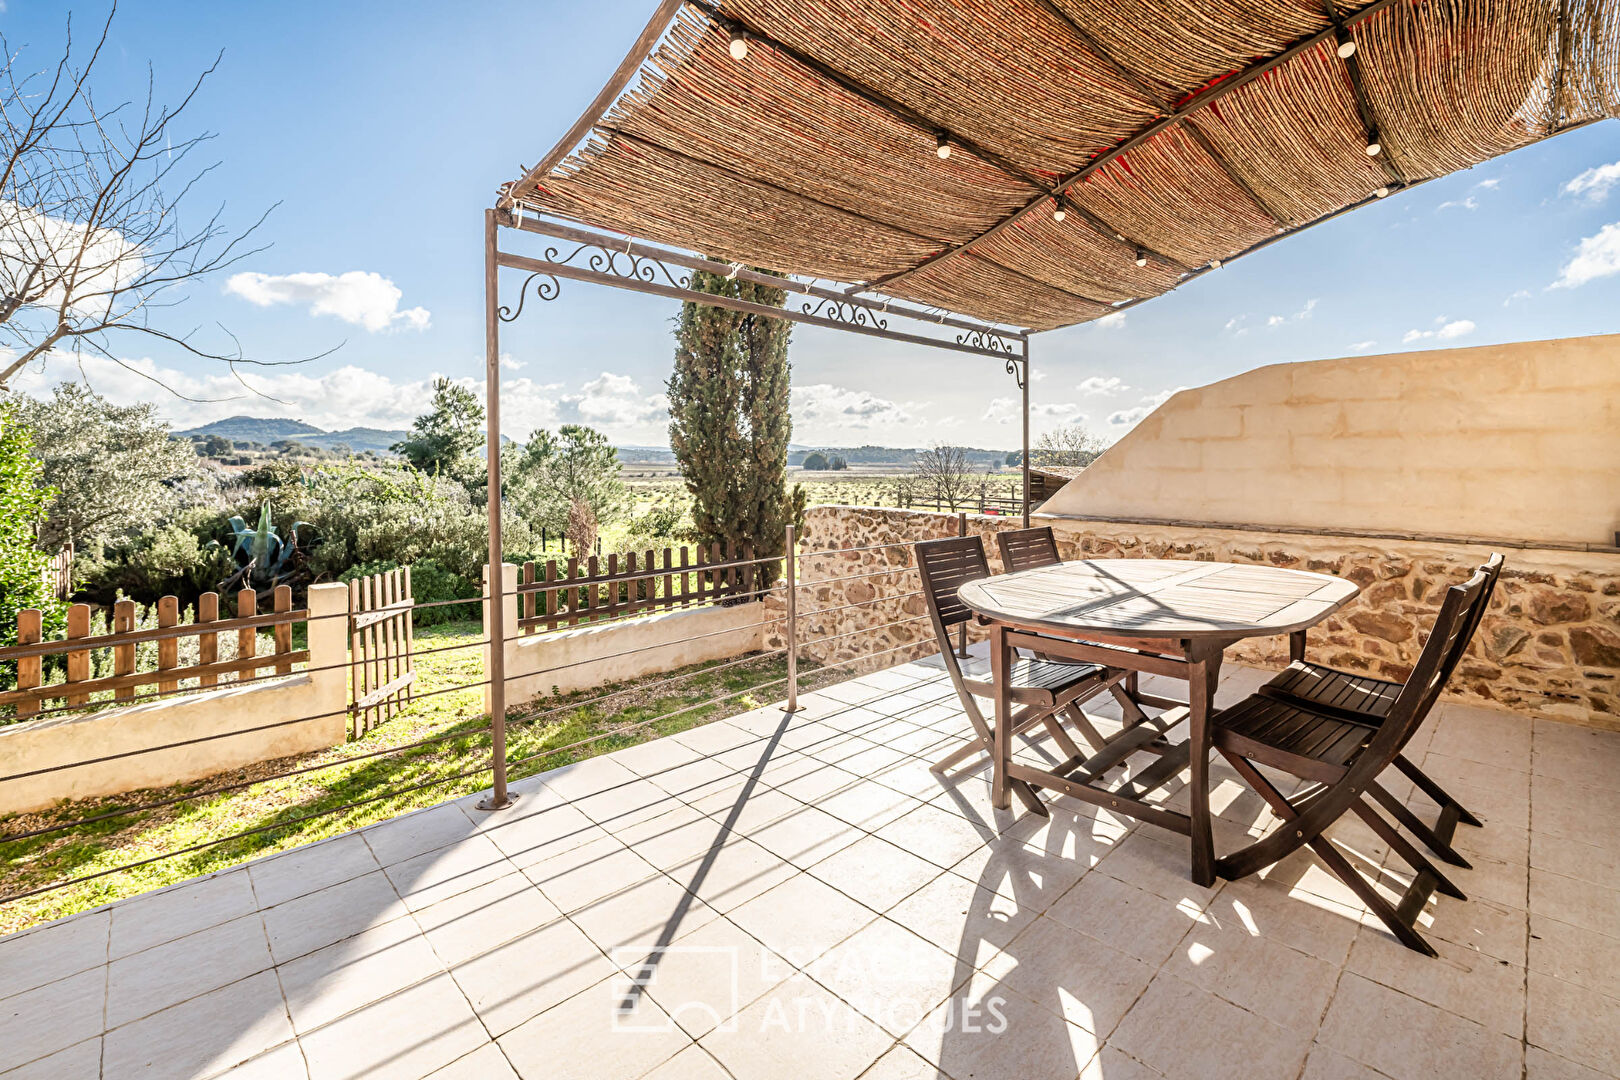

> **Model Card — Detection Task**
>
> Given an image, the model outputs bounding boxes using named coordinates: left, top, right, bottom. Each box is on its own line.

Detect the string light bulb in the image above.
left=1365, top=139, right=1382, bottom=157
left=1375, top=186, right=1390, bottom=198
left=1211, top=258, right=1223, bottom=269
left=935, top=132, right=952, bottom=160
left=1336, top=37, right=1357, bottom=59
left=1052, top=197, right=1066, bottom=222
left=1134, top=247, right=1147, bottom=268
left=728, top=27, right=749, bottom=60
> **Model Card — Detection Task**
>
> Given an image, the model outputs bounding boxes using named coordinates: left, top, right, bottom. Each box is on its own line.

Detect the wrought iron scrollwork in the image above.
left=958, top=328, right=1018, bottom=356
left=798, top=296, right=890, bottom=331
left=498, top=240, right=697, bottom=323
left=1004, top=356, right=1027, bottom=390
left=497, top=270, right=561, bottom=322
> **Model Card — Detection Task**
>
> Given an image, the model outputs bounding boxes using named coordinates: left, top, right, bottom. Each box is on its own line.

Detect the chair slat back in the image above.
left=1460, top=553, right=1504, bottom=653
left=1351, top=565, right=1492, bottom=780
left=996, top=527, right=1061, bottom=574
left=915, top=536, right=991, bottom=630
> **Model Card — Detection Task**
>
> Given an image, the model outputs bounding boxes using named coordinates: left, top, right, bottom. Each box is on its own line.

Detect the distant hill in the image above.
left=177, top=415, right=408, bottom=454
left=788, top=445, right=1011, bottom=467
left=618, top=444, right=1013, bottom=467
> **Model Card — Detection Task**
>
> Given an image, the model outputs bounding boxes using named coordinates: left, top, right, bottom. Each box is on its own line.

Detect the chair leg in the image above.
left=1223, top=752, right=1438, bottom=957
left=1306, top=833, right=1438, bottom=957
left=1348, top=798, right=1466, bottom=900
left=1368, top=782, right=1472, bottom=869
left=1060, top=703, right=1109, bottom=754
left=1110, top=681, right=1150, bottom=726
left=1394, top=754, right=1483, bottom=827
left=1040, top=713, right=1084, bottom=761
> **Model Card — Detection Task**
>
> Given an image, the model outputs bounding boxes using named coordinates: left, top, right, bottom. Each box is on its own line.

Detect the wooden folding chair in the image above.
left=915, top=536, right=1121, bottom=813
left=995, top=525, right=1063, bottom=574
left=1211, top=565, right=1494, bottom=955
left=1256, top=555, right=1503, bottom=867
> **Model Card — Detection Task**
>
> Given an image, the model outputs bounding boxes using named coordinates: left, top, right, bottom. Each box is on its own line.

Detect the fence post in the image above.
left=157, top=596, right=180, bottom=693
left=198, top=593, right=220, bottom=688
left=64, top=604, right=90, bottom=707
left=306, top=583, right=350, bottom=747
left=15, top=609, right=41, bottom=719
left=782, top=524, right=798, bottom=714
left=113, top=599, right=136, bottom=701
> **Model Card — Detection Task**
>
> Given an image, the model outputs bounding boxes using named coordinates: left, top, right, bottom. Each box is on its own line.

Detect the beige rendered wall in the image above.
left=483, top=563, right=767, bottom=711
left=0, top=583, right=349, bottom=816
left=1041, top=333, right=1620, bottom=546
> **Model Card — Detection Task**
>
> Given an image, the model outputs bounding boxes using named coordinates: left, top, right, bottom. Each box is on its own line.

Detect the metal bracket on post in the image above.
left=781, top=523, right=800, bottom=713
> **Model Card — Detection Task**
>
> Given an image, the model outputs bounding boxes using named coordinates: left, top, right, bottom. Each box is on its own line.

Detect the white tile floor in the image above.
left=2, top=654, right=1618, bottom=1080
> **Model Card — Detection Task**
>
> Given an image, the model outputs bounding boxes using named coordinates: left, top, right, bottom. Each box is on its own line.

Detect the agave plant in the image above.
left=211, top=501, right=316, bottom=603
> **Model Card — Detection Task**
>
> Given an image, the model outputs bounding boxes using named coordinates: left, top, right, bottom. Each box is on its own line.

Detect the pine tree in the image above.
left=668, top=269, right=805, bottom=589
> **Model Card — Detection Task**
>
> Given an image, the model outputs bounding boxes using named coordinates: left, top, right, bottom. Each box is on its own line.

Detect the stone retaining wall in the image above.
left=769, top=506, right=1620, bottom=730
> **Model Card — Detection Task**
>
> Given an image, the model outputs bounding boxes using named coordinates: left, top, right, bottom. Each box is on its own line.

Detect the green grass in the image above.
left=0, top=617, right=816, bottom=935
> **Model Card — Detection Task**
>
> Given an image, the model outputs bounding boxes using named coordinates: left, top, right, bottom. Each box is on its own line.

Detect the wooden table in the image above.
left=957, top=558, right=1359, bottom=886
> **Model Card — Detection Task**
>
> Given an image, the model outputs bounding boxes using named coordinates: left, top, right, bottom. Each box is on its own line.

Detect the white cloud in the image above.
left=560, top=372, right=668, bottom=429
left=1077, top=376, right=1129, bottom=397
left=791, top=383, right=915, bottom=430
left=499, top=353, right=525, bottom=370
left=1233, top=298, right=1315, bottom=336
left=5, top=353, right=621, bottom=440
left=1503, top=289, right=1532, bottom=307
left=1107, top=387, right=1186, bottom=429
left=1563, top=161, right=1620, bottom=204
left=1, top=201, right=147, bottom=315
left=1402, top=318, right=1475, bottom=343
left=1437, top=196, right=1479, bottom=212
left=1093, top=312, right=1127, bottom=329
left=981, top=397, right=1083, bottom=426
left=1346, top=340, right=1377, bottom=352
left=225, top=270, right=431, bottom=332
left=1550, top=222, right=1620, bottom=289
left=1475, top=178, right=1500, bottom=190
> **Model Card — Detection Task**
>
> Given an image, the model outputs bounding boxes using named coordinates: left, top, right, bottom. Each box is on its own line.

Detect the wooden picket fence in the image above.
left=515, top=541, right=759, bottom=634
left=347, top=567, right=415, bottom=739
left=41, top=543, right=73, bottom=600
left=0, top=587, right=304, bottom=718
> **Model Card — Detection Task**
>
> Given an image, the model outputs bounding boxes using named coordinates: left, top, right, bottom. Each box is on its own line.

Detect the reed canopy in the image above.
left=502, top=0, right=1618, bottom=333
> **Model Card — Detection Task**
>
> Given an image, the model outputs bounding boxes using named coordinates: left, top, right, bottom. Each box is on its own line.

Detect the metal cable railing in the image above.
left=0, top=524, right=953, bottom=915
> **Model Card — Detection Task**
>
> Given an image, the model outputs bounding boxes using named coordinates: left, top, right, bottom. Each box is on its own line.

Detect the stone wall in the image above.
left=770, top=506, right=1620, bottom=731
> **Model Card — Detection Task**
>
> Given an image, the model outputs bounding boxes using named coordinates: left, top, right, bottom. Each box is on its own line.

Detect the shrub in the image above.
left=0, top=403, right=65, bottom=662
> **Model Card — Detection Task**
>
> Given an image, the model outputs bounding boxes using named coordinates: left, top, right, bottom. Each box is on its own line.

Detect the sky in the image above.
left=5, top=1, right=1619, bottom=450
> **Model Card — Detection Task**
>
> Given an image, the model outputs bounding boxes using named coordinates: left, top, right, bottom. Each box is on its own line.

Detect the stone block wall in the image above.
left=769, top=506, right=1620, bottom=731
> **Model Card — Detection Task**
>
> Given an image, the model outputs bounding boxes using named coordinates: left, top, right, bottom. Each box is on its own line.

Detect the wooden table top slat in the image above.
left=958, top=559, right=1360, bottom=642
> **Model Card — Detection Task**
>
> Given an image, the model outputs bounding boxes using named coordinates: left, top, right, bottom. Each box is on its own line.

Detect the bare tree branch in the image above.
left=0, top=3, right=331, bottom=395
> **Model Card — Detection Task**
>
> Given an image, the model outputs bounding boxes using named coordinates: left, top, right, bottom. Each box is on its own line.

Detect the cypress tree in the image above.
left=668, top=269, right=805, bottom=590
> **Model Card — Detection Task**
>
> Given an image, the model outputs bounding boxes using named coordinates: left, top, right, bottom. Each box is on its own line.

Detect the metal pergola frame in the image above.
left=477, top=205, right=1035, bottom=808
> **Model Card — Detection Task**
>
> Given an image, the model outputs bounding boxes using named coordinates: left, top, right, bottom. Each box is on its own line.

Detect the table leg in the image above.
left=1289, top=630, right=1307, bottom=663
left=991, top=623, right=1011, bottom=812
left=1186, top=643, right=1224, bottom=887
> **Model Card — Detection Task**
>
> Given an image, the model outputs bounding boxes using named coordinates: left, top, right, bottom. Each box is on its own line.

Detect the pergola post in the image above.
left=1021, top=341, right=1031, bottom=528
left=478, top=207, right=513, bottom=812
